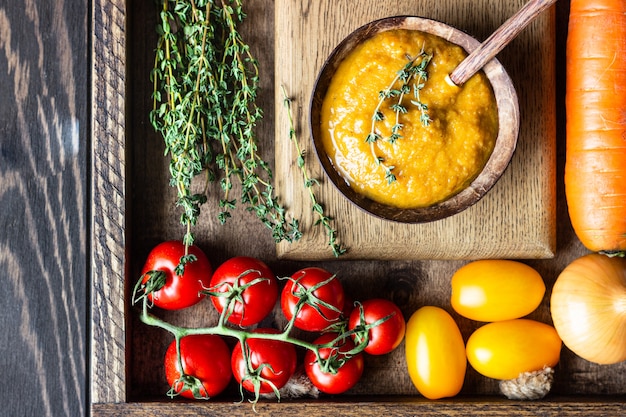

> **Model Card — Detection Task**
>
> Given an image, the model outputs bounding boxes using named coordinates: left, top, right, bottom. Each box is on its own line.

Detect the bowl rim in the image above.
left=309, top=15, right=520, bottom=223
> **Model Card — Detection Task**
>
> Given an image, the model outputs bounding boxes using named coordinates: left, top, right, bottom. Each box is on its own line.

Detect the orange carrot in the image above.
left=565, top=0, right=626, bottom=253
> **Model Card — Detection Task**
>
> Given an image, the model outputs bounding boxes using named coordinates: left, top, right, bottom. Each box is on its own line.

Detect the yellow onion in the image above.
left=550, top=253, right=626, bottom=364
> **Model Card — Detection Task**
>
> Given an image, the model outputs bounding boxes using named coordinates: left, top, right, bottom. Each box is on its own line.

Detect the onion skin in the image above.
left=550, top=253, right=626, bottom=365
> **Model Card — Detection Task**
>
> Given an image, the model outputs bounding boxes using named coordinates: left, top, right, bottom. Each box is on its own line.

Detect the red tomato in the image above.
left=164, top=334, right=231, bottom=399
left=348, top=299, right=406, bottom=355
left=231, top=329, right=297, bottom=394
left=138, top=240, right=212, bottom=310
left=304, top=333, right=364, bottom=394
left=281, top=267, right=345, bottom=332
left=209, top=256, right=278, bottom=326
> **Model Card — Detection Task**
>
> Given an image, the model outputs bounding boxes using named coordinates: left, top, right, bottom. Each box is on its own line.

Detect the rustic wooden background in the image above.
left=0, top=1, right=87, bottom=417
left=1, top=1, right=624, bottom=417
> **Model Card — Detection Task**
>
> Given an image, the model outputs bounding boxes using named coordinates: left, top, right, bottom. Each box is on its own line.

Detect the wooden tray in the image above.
left=275, top=0, right=557, bottom=260
left=91, top=0, right=626, bottom=415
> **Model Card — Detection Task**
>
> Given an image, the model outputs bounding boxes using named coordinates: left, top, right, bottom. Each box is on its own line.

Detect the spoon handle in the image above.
left=448, top=0, right=558, bottom=86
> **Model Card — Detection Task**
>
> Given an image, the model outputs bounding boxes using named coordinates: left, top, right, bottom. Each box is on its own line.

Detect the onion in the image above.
left=550, top=253, right=626, bottom=364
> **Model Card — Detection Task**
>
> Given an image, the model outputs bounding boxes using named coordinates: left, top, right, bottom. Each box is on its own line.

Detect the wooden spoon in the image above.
left=447, top=0, right=558, bottom=86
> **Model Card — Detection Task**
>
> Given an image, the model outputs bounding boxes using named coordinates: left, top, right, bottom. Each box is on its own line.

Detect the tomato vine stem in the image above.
left=133, top=271, right=385, bottom=404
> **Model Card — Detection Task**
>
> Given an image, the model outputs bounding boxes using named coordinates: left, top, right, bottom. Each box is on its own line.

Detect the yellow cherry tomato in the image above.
left=466, top=319, right=562, bottom=380
left=450, top=260, right=546, bottom=322
left=405, top=306, right=466, bottom=399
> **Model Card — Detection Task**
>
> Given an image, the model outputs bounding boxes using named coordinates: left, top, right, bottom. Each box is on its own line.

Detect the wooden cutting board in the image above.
left=274, top=0, right=556, bottom=261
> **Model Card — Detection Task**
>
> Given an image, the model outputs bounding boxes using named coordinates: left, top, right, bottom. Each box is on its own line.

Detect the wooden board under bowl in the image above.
left=275, top=0, right=556, bottom=261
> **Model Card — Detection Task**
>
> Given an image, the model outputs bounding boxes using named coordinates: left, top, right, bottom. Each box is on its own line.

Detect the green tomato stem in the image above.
left=134, top=268, right=381, bottom=403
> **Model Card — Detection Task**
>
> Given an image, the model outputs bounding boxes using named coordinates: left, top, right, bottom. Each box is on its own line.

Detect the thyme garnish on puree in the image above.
left=366, top=50, right=433, bottom=184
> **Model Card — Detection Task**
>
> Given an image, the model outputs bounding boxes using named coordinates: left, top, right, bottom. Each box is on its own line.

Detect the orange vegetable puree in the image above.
left=321, top=29, right=498, bottom=208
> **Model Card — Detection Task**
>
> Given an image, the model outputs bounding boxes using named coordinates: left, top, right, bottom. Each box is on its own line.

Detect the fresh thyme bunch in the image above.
left=150, top=0, right=300, bottom=268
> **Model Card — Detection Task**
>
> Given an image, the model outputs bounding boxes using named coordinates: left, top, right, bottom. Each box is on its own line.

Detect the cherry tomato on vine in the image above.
left=208, top=256, right=278, bottom=326
left=348, top=299, right=406, bottom=355
left=231, top=328, right=297, bottom=395
left=304, top=333, right=364, bottom=395
left=281, top=267, right=345, bottom=332
left=137, top=240, right=212, bottom=310
left=164, top=334, right=231, bottom=399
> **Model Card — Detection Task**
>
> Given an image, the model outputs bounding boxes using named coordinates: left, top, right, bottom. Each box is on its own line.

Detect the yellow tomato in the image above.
left=405, top=306, right=466, bottom=399
left=450, top=260, right=546, bottom=322
left=466, top=319, right=562, bottom=380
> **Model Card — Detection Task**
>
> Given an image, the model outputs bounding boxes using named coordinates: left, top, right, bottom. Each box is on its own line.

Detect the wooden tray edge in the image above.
left=92, top=396, right=626, bottom=416
left=91, top=0, right=129, bottom=405
left=89, top=0, right=620, bottom=412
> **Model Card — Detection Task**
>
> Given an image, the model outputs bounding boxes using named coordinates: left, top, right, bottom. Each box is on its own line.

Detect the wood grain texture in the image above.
left=92, top=396, right=626, bottom=416
left=91, top=0, right=128, bottom=405
left=0, top=0, right=87, bottom=416
left=90, top=1, right=626, bottom=416
left=275, top=0, right=557, bottom=260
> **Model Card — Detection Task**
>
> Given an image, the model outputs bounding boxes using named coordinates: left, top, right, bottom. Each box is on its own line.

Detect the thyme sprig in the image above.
left=150, top=0, right=300, bottom=267
left=366, top=50, right=433, bottom=184
left=281, top=86, right=346, bottom=257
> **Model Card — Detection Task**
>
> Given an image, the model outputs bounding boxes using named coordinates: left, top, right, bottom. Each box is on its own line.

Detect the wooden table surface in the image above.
left=1, top=0, right=87, bottom=416
left=1, top=1, right=622, bottom=417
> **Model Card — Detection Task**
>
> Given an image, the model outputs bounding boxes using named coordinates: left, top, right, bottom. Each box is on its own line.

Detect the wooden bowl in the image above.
left=310, top=16, right=519, bottom=223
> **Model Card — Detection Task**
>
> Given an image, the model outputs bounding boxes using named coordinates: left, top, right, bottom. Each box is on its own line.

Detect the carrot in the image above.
left=565, top=0, right=626, bottom=253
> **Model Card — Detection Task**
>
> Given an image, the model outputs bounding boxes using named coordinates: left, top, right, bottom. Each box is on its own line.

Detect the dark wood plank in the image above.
left=0, top=0, right=88, bottom=416
left=92, top=397, right=625, bottom=416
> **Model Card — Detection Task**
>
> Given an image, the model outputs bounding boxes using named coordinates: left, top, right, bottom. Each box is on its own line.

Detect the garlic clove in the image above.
left=499, top=366, right=554, bottom=400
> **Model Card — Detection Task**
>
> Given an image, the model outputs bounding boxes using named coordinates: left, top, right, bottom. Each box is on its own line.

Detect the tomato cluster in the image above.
left=133, top=241, right=405, bottom=402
